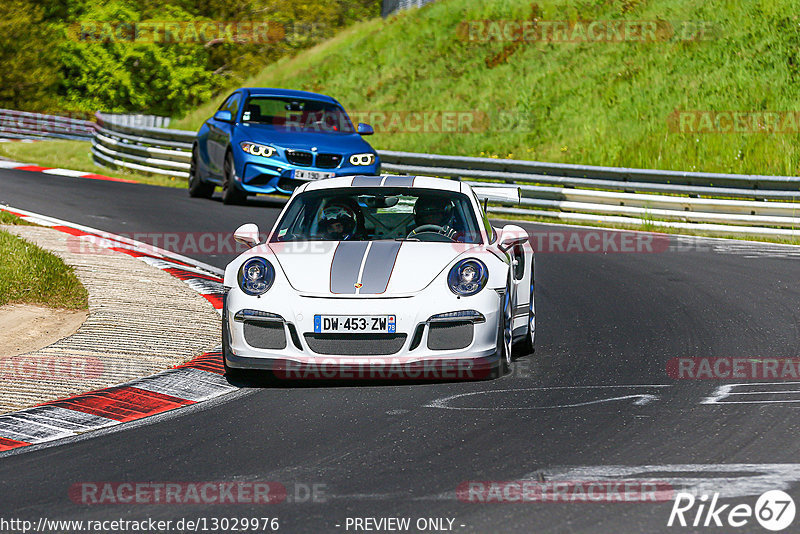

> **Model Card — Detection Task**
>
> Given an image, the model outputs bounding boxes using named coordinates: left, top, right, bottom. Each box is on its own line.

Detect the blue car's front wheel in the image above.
left=222, top=151, right=247, bottom=205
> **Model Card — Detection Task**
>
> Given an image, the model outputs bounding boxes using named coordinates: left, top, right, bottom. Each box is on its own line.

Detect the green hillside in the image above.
left=175, top=0, right=800, bottom=177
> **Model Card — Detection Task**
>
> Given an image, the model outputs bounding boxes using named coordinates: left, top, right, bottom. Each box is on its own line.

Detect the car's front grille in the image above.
left=316, top=153, right=342, bottom=169
left=286, top=150, right=313, bottom=166
left=244, top=321, right=287, bottom=350
left=304, top=333, right=407, bottom=356
left=427, top=321, right=473, bottom=350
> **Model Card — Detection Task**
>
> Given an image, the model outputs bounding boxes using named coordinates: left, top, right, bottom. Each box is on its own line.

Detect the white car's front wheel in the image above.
left=222, top=295, right=247, bottom=381
left=495, top=283, right=513, bottom=377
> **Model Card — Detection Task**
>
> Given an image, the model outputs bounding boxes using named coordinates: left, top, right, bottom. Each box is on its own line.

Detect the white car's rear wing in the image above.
left=471, top=186, right=521, bottom=204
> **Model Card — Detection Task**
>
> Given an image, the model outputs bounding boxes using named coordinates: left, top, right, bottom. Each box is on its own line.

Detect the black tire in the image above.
left=222, top=295, right=246, bottom=382
left=222, top=151, right=247, bottom=205
left=515, top=258, right=536, bottom=356
left=188, top=145, right=215, bottom=198
left=492, top=285, right=513, bottom=378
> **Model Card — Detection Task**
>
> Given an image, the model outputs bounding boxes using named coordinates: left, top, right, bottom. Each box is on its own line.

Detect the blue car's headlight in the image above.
left=349, top=153, right=375, bottom=166
left=241, top=141, right=276, bottom=158
left=447, top=259, right=488, bottom=296
left=238, top=257, right=275, bottom=296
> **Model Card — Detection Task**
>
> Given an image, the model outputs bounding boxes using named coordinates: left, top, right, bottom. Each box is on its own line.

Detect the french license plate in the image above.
left=314, top=315, right=396, bottom=334
left=293, top=169, right=335, bottom=181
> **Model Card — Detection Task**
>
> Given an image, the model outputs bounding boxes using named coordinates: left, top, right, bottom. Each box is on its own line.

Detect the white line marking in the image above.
left=703, top=382, right=800, bottom=404
left=530, top=464, right=800, bottom=499
left=41, top=168, right=90, bottom=177
left=424, top=386, right=669, bottom=410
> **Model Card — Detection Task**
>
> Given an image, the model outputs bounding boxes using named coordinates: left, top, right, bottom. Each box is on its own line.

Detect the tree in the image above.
left=0, top=0, right=60, bottom=111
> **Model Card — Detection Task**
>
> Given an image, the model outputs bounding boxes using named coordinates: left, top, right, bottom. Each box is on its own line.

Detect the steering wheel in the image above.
left=406, top=224, right=456, bottom=242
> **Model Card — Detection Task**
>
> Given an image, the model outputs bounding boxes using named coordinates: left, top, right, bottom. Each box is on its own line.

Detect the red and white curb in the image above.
left=0, top=159, right=136, bottom=183
left=0, top=206, right=233, bottom=453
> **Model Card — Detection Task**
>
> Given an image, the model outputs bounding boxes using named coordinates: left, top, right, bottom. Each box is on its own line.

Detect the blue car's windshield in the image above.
left=271, top=188, right=483, bottom=244
left=242, top=97, right=355, bottom=134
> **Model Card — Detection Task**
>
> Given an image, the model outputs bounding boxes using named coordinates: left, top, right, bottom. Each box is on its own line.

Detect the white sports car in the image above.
left=222, top=175, right=534, bottom=380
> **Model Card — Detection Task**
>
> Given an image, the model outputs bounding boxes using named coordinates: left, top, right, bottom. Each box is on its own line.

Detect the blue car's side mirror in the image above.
left=214, top=110, right=233, bottom=122
left=357, top=123, right=374, bottom=136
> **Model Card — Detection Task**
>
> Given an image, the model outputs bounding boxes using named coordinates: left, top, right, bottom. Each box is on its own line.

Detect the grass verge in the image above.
left=175, top=0, right=800, bottom=177
left=0, top=221, right=89, bottom=309
left=0, top=211, right=34, bottom=226
left=0, top=140, right=186, bottom=189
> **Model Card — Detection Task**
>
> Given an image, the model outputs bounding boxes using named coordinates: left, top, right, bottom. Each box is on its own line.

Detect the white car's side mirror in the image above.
left=233, top=223, right=261, bottom=248
left=498, top=224, right=528, bottom=252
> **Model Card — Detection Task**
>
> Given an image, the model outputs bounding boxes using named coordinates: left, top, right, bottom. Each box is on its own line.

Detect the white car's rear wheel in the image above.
left=516, top=258, right=536, bottom=355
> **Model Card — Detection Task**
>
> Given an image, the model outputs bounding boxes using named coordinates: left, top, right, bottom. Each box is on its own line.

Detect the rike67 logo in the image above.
left=668, top=490, right=796, bottom=531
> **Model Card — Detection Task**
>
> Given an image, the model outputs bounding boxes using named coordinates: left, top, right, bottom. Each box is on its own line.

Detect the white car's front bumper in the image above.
left=224, top=285, right=503, bottom=379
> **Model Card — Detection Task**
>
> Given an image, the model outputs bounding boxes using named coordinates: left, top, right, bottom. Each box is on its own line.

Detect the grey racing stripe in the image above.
left=330, top=241, right=369, bottom=293
left=351, top=176, right=383, bottom=187
left=359, top=241, right=403, bottom=294
left=382, top=175, right=415, bottom=187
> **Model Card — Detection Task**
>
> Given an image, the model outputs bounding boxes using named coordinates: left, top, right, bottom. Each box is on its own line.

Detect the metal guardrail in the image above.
left=100, top=113, right=171, bottom=129
left=381, top=0, right=436, bottom=17
left=87, top=115, right=800, bottom=237
left=0, top=109, right=95, bottom=140
left=379, top=151, right=800, bottom=237
left=91, top=113, right=192, bottom=178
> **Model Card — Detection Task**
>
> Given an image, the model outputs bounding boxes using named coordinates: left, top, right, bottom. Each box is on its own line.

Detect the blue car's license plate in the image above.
left=293, top=169, right=335, bottom=181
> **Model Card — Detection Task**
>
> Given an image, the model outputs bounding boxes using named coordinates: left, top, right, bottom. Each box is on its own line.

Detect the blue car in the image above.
left=189, top=87, right=380, bottom=204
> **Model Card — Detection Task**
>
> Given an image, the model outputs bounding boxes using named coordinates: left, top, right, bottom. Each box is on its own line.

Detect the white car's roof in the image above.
left=301, top=175, right=464, bottom=193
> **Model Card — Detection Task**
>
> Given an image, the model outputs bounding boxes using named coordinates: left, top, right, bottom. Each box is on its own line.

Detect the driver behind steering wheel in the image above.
left=319, top=203, right=359, bottom=241
left=410, top=195, right=458, bottom=240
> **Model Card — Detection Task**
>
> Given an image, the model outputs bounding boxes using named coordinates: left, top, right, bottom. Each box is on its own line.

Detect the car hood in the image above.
left=237, top=123, right=375, bottom=154
left=266, top=241, right=481, bottom=297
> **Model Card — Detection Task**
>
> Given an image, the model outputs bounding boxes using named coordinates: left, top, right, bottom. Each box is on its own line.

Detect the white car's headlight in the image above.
left=349, top=153, right=375, bottom=166
left=447, top=259, right=488, bottom=296
left=238, top=257, right=275, bottom=296
left=241, top=141, right=276, bottom=158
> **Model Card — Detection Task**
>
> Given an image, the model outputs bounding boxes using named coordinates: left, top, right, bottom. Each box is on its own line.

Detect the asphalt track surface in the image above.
left=2, top=167, right=800, bottom=533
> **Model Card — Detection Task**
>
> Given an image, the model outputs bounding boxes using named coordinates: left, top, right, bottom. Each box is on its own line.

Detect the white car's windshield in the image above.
left=271, top=188, right=483, bottom=243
